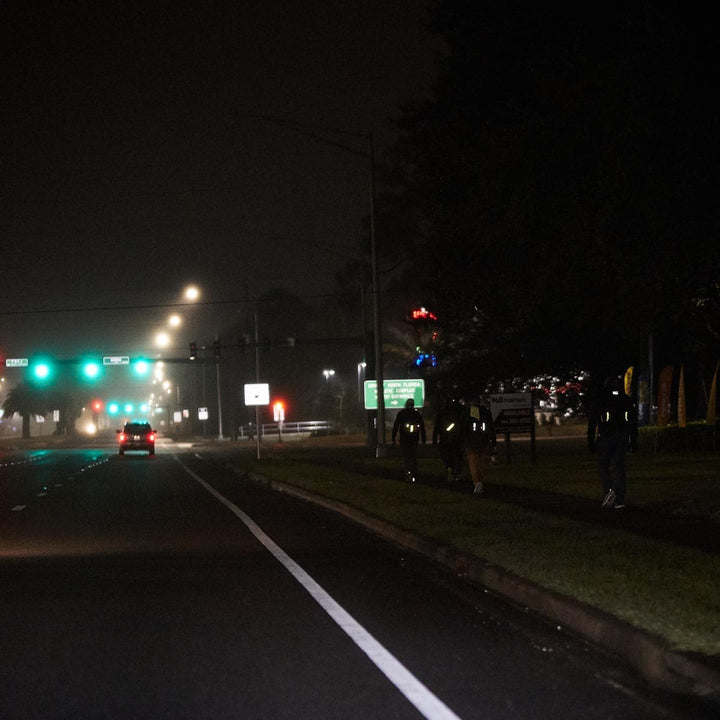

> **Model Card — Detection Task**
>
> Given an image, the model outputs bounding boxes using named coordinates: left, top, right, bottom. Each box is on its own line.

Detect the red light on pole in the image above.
left=411, top=307, right=437, bottom=321
left=273, top=400, right=285, bottom=422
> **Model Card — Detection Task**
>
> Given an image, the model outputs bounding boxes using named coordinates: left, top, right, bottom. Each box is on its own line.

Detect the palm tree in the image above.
left=2, top=382, right=48, bottom=438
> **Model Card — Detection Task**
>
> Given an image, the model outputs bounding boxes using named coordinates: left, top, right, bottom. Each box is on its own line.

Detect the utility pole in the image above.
left=368, top=129, right=386, bottom=456
left=215, top=331, right=224, bottom=440
left=254, top=301, right=261, bottom=460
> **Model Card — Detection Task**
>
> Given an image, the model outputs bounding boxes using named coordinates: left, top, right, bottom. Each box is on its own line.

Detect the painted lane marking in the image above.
left=177, top=457, right=462, bottom=720
left=12, top=505, right=26, bottom=511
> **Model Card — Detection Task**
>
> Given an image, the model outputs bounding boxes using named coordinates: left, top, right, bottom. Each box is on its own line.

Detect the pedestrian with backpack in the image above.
left=587, top=376, right=639, bottom=509
left=461, top=397, right=496, bottom=495
left=432, top=396, right=465, bottom=482
left=392, top=398, right=426, bottom=482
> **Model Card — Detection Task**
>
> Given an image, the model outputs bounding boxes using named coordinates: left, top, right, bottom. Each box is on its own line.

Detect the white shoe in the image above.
left=473, top=483, right=484, bottom=495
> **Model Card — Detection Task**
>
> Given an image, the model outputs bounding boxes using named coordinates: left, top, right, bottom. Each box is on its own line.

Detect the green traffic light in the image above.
left=31, top=358, right=54, bottom=382
left=108, top=402, right=120, bottom=415
left=82, top=361, right=101, bottom=380
left=34, top=363, right=51, bottom=379
left=132, top=359, right=150, bottom=376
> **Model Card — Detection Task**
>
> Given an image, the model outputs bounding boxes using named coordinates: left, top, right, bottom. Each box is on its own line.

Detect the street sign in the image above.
left=198, top=407, right=209, bottom=420
left=5, top=358, right=28, bottom=367
left=364, top=379, right=425, bottom=410
left=103, top=356, right=130, bottom=365
left=244, top=383, right=270, bottom=406
left=490, top=393, right=534, bottom=434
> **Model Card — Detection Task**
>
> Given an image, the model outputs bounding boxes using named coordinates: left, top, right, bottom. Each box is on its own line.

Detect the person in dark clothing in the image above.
left=461, top=398, right=496, bottom=495
left=391, top=398, right=426, bottom=482
left=432, top=397, right=465, bottom=482
left=587, top=377, right=639, bottom=509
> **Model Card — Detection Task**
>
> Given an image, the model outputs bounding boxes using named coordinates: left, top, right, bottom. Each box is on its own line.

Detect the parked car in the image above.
left=117, top=421, right=156, bottom=455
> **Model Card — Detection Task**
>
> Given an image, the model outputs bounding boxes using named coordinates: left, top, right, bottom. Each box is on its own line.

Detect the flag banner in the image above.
left=678, top=365, right=686, bottom=428
left=657, top=365, right=673, bottom=428
left=707, top=361, right=719, bottom=425
left=638, top=373, right=650, bottom=426
left=624, top=366, right=634, bottom=397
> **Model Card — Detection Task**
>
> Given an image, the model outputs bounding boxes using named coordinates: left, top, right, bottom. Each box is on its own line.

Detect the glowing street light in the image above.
left=155, top=331, right=171, bottom=349
left=184, top=285, right=200, bottom=302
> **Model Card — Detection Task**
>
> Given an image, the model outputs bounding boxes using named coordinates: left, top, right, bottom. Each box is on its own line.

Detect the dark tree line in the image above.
left=340, top=1, right=719, bottom=401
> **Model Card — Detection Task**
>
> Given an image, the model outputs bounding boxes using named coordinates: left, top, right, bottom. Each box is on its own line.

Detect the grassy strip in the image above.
left=244, top=442, right=720, bottom=655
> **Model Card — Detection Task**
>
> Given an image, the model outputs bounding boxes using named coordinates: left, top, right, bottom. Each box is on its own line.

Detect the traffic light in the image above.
left=132, top=358, right=150, bottom=376
left=91, top=399, right=103, bottom=413
left=213, top=340, right=221, bottom=358
left=190, top=341, right=198, bottom=360
left=82, top=360, right=102, bottom=380
left=107, top=402, right=120, bottom=415
left=31, top=358, right=54, bottom=383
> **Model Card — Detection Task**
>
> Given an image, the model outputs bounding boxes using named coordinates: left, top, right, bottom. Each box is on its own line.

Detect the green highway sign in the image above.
left=6, top=358, right=29, bottom=367
left=364, top=379, right=425, bottom=410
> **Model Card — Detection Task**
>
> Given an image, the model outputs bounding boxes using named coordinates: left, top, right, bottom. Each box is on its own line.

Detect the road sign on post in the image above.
left=364, top=379, right=425, bottom=410
left=6, top=358, right=29, bottom=367
left=490, top=392, right=536, bottom=463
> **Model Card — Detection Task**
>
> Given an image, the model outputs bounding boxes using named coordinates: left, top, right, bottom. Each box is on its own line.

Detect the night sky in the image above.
left=1, top=1, right=439, bottom=359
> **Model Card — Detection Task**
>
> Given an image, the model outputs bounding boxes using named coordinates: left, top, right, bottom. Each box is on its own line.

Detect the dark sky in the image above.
left=1, top=0, right=439, bottom=358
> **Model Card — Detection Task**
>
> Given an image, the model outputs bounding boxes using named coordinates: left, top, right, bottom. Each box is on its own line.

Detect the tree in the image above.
left=381, top=1, right=720, bottom=379
left=2, top=382, right=48, bottom=438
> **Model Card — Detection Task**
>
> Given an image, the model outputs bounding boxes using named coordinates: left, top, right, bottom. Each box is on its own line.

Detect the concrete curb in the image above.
left=239, top=469, right=720, bottom=706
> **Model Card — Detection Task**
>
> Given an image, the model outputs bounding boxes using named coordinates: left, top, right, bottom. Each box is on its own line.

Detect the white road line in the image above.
left=176, top=457, right=462, bottom=720
left=11, top=505, right=26, bottom=512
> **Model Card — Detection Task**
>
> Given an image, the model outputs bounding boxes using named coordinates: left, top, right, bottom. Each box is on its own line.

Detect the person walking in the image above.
left=461, top=398, right=496, bottom=495
left=587, top=376, right=639, bottom=509
left=392, top=398, right=426, bottom=482
left=432, top=396, right=465, bottom=482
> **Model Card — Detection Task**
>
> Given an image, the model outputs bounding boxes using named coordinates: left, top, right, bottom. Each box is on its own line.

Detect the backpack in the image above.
left=464, top=405, right=492, bottom=448
left=598, top=392, right=630, bottom=436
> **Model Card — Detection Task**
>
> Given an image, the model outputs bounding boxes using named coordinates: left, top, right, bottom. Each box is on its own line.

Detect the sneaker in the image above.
left=473, top=482, right=484, bottom=495
left=601, top=490, right=616, bottom=508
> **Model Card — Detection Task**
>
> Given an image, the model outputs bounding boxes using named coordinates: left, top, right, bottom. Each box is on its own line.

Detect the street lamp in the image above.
left=154, top=331, right=171, bottom=349
left=183, top=285, right=200, bottom=302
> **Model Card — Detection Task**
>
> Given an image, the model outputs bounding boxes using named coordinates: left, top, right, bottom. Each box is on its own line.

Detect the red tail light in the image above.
left=148, top=433, right=155, bottom=442
left=118, top=433, right=127, bottom=443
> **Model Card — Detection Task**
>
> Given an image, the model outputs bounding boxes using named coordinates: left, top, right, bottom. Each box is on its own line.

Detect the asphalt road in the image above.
left=1, top=445, right=715, bottom=719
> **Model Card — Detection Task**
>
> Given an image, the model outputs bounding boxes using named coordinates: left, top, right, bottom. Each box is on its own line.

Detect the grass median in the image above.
left=237, top=432, right=720, bottom=656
